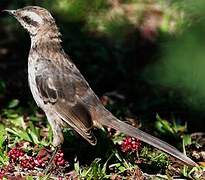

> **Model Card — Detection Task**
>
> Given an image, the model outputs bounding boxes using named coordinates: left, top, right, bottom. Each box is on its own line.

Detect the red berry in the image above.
left=8, top=147, right=25, bottom=162
left=58, top=157, right=63, bottom=161
left=34, top=156, right=46, bottom=168
left=54, top=150, right=66, bottom=166
left=121, top=136, right=141, bottom=153
left=100, top=95, right=110, bottom=106
left=0, top=169, right=5, bottom=179
left=20, top=156, right=35, bottom=170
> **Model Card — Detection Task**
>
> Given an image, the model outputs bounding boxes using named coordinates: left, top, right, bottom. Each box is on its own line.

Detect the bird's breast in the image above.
left=28, top=55, right=44, bottom=108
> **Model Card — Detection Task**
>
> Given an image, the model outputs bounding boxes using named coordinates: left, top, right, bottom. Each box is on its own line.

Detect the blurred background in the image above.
left=0, top=0, right=205, bottom=133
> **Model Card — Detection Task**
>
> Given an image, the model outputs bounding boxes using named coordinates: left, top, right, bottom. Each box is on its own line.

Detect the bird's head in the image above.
left=4, top=6, right=59, bottom=37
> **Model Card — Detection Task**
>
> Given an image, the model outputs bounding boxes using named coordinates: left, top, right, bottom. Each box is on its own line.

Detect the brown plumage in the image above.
left=5, top=6, right=197, bottom=166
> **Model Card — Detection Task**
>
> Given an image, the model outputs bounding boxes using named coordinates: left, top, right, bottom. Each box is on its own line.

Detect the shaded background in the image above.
left=0, top=0, right=205, bottom=133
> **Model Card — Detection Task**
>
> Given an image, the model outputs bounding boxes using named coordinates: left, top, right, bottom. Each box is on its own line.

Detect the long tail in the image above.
left=98, top=109, right=197, bottom=166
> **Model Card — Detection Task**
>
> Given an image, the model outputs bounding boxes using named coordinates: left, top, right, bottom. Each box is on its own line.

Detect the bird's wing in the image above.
left=35, top=57, right=97, bottom=145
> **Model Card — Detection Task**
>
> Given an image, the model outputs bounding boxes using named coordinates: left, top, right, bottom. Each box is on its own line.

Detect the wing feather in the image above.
left=35, top=58, right=97, bottom=145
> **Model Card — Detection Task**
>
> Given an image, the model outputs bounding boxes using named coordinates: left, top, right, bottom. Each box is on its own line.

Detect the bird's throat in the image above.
left=30, top=34, right=62, bottom=58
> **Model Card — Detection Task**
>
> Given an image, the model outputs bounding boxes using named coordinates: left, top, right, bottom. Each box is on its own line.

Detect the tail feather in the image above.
left=100, top=111, right=197, bottom=166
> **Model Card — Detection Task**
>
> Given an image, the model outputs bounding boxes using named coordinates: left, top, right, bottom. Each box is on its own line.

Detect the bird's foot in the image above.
left=44, top=145, right=61, bottom=174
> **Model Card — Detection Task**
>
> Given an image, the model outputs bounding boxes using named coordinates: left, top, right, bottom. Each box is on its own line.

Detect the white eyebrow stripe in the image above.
left=23, top=11, right=43, bottom=24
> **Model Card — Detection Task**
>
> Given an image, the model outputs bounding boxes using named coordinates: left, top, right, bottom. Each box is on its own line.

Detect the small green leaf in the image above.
left=183, top=134, right=192, bottom=146
left=7, top=99, right=20, bottom=108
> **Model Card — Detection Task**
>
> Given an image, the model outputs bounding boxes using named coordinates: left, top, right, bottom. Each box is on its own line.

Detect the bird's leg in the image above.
left=45, top=145, right=61, bottom=174
left=44, top=114, right=64, bottom=174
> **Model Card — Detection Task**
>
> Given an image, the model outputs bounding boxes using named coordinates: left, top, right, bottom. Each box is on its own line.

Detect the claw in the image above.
left=44, top=145, right=61, bottom=174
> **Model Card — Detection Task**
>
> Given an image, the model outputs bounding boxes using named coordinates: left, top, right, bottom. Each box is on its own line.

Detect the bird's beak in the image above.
left=2, top=10, right=16, bottom=16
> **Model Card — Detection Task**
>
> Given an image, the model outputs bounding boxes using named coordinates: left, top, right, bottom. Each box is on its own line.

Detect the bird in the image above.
left=4, top=6, right=197, bottom=167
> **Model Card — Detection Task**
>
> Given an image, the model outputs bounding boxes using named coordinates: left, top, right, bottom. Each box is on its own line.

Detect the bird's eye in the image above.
left=22, top=16, right=32, bottom=24
left=22, top=16, right=38, bottom=27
